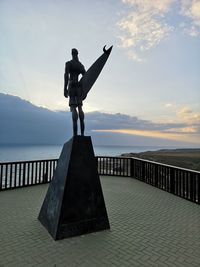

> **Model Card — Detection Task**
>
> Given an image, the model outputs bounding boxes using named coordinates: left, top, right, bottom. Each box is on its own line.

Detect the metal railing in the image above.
left=130, top=157, right=200, bottom=204
left=0, top=159, right=57, bottom=190
left=0, top=157, right=199, bottom=204
left=97, top=156, right=131, bottom=177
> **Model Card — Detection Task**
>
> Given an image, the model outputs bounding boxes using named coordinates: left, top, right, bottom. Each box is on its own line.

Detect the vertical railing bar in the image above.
left=27, top=162, right=30, bottom=185
left=106, top=157, right=109, bottom=175
left=39, top=161, right=42, bottom=184
left=111, top=157, right=112, bottom=176
left=0, top=164, right=3, bottom=190
left=35, top=162, right=38, bottom=184
left=163, top=166, right=166, bottom=190
left=167, top=167, right=170, bottom=191
left=181, top=170, right=184, bottom=197
left=45, top=161, right=48, bottom=183
left=113, top=158, right=115, bottom=176
left=174, top=169, right=177, bottom=195
left=31, top=162, right=33, bottom=185
left=14, top=163, right=17, bottom=188
left=101, top=157, right=103, bottom=175
left=22, top=163, right=26, bottom=187
left=49, top=160, right=52, bottom=181
left=198, top=173, right=200, bottom=204
left=150, top=163, right=152, bottom=184
left=194, top=173, right=197, bottom=203
left=103, top=157, right=105, bottom=175
left=44, top=161, right=46, bottom=183
left=100, top=157, right=101, bottom=175
left=105, top=157, right=107, bottom=175
left=154, top=164, right=157, bottom=187
left=10, top=164, right=13, bottom=188
left=120, top=158, right=122, bottom=176
left=118, top=158, right=120, bottom=176
left=5, top=164, right=8, bottom=189
left=179, top=170, right=181, bottom=197
left=123, top=158, right=125, bottom=176
left=190, top=172, right=194, bottom=202
left=54, top=160, right=56, bottom=178
left=178, top=170, right=181, bottom=196
left=18, top=163, right=22, bottom=187
left=185, top=171, right=188, bottom=200
left=42, top=161, right=45, bottom=183
left=109, top=158, right=111, bottom=175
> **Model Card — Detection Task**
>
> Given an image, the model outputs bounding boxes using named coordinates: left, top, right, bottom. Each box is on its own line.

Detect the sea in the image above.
left=0, top=144, right=176, bottom=162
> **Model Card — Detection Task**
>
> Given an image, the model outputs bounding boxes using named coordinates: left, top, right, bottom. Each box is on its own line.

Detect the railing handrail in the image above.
left=129, top=156, right=200, bottom=174
left=0, top=158, right=58, bottom=165
left=1, top=156, right=199, bottom=174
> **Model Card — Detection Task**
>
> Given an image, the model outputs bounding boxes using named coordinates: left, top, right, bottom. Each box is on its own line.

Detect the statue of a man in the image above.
left=64, top=48, right=86, bottom=136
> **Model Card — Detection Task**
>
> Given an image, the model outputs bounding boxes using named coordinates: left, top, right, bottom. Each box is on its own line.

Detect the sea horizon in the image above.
left=0, top=143, right=196, bottom=162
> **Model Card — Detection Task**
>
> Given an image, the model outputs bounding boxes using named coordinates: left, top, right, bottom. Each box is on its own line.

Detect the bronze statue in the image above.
left=64, top=46, right=113, bottom=136
left=64, top=48, right=86, bottom=136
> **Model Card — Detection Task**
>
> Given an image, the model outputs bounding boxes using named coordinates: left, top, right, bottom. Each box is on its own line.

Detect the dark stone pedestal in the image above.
left=38, top=136, right=110, bottom=240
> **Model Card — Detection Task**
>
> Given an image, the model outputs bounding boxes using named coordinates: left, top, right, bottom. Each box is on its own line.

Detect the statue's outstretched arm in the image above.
left=64, top=62, right=69, bottom=98
left=81, top=64, right=86, bottom=76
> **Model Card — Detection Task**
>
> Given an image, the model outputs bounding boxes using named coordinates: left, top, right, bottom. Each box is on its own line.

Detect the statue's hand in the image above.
left=64, top=88, right=68, bottom=98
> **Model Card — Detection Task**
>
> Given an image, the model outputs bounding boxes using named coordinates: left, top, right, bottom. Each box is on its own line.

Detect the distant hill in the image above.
left=121, top=149, right=200, bottom=171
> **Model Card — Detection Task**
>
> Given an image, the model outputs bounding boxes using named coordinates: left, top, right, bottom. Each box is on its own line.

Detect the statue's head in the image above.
left=71, top=48, right=78, bottom=56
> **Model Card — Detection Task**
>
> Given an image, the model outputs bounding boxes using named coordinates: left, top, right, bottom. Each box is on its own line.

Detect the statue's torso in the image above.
left=66, top=59, right=85, bottom=83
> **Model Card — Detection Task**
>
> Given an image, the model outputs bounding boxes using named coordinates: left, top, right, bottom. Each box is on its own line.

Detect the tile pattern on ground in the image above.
left=0, top=176, right=200, bottom=267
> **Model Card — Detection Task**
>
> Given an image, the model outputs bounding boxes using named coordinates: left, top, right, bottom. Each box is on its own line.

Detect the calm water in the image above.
left=0, top=144, right=171, bottom=162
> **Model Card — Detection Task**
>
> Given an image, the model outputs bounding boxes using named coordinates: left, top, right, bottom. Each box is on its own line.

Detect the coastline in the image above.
left=121, top=148, right=200, bottom=172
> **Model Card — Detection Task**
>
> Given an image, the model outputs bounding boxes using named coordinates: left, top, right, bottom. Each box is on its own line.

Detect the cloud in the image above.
left=86, top=111, right=185, bottom=132
left=93, top=128, right=200, bottom=144
left=88, top=107, right=200, bottom=144
left=165, top=103, right=174, bottom=108
left=118, top=0, right=200, bottom=61
left=93, top=128, right=180, bottom=140
left=177, top=106, right=200, bottom=123
left=117, top=0, right=175, bottom=61
left=180, top=0, right=200, bottom=36
left=1, top=94, right=199, bottom=146
left=122, top=0, right=174, bottom=12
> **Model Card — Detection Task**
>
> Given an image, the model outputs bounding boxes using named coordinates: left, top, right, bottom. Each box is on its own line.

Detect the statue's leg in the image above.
left=71, top=106, right=78, bottom=136
left=78, top=106, right=85, bottom=136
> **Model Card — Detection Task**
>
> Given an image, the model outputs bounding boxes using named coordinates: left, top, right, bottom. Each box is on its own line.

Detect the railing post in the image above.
left=154, top=164, right=158, bottom=187
left=130, top=158, right=134, bottom=178
left=22, top=163, right=26, bottom=187
left=170, top=168, right=175, bottom=194
left=43, top=161, right=48, bottom=183
left=190, top=172, right=195, bottom=202
left=198, top=173, right=200, bottom=204
left=0, top=164, right=3, bottom=190
left=5, top=164, right=8, bottom=189
left=142, top=161, right=145, bottom=181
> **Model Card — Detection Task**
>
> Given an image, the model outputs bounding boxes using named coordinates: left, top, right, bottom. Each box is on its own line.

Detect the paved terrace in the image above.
left=0, top=176, right=200, bottom=267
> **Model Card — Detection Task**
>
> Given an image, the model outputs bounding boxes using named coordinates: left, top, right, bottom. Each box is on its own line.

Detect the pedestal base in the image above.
left=38, top=136, right=110, bottom=240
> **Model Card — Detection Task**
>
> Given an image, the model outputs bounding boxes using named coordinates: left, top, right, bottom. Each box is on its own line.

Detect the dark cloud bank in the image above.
left=0, top=93, right=195, bottom=147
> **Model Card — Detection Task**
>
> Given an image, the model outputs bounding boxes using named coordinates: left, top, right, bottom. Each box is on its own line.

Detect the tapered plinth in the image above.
left=38, top=136, right=110, bottom=240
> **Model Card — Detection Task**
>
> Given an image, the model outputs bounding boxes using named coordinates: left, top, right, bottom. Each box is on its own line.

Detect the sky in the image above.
left=0, top=0, right=200, bottom=146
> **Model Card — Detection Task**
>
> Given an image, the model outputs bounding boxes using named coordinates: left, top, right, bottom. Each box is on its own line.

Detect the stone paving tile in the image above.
left=0, top=176, right=200, bottom=267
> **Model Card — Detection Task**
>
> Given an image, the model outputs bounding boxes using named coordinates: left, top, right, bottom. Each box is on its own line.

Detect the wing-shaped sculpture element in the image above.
left=80, top=45, right=113, bottom=100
